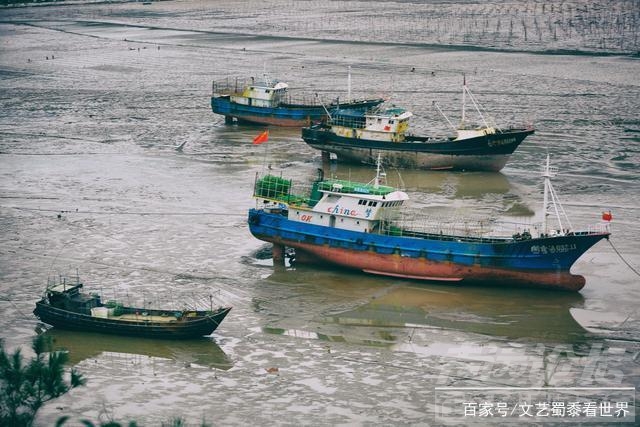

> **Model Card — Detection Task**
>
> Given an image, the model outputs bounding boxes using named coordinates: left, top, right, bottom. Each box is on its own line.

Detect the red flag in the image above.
left=253, top=130, right=269, bottom=145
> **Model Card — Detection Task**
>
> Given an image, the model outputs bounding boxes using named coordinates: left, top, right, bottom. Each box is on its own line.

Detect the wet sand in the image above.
left=0, top=1, right=638, bottom=425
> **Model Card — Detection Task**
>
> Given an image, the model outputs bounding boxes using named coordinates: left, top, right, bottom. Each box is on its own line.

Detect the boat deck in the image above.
left=112, top=313, right=179, bottom=323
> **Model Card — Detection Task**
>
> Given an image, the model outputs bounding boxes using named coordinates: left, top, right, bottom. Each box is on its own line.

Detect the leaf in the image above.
left=56, top=415, right=71, bottom=426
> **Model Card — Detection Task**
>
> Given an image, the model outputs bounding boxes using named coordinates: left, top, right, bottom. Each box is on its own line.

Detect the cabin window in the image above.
left=377, top=119, right=382, bottom=123
left=389, top=120, right=395, bottom=124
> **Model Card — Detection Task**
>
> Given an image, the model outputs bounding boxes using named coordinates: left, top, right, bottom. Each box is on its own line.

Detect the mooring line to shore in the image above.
left=0, top=296, right=32, bottom=320
left=4, top=205, right=247, bottom=218
left=607, top=239, right=639, bottom=329
left=608, top=239, right=640, bottom=278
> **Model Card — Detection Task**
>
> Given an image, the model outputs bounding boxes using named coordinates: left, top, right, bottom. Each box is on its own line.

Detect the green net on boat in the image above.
left=255, top=175, right=292, bottom=200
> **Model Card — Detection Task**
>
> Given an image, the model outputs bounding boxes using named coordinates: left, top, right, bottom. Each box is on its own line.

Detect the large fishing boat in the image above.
left=301, top=82, right=534, bottom=171
left=34, top=277, right=231, bottom=339
left=248, top=156, right=610, bottom=291
left=211, top=74, right=384, bottom=127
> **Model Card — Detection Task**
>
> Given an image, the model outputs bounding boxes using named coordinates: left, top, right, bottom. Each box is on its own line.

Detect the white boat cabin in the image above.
left=230, top=79, right=289, bottom=108
left=330, top=107, right=413, bottom=142
left=287, top=180, right=409, bottom=233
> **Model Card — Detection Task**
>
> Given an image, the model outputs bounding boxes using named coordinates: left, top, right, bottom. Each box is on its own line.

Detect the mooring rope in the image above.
left=607, top=239, right=639, bottom=329
left=608, top=239, right=640, bottom=277
left=0, top=296, right=33, bottom=320
left=5, top=205, right=246, bottom=218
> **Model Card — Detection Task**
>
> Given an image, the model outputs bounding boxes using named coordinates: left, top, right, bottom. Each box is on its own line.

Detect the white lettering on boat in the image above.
left=327, top=204, right=358, bottom=216
left=488, top=137, right=516, bottom=147
left=530, top=244, right=577, bottom=254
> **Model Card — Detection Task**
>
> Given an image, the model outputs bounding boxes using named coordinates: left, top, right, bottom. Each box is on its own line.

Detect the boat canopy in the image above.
left=316, top=179, right=396, bottom=196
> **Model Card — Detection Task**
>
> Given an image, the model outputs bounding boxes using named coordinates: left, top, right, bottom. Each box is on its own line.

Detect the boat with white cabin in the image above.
left=248, top=155, right=610, bottom=291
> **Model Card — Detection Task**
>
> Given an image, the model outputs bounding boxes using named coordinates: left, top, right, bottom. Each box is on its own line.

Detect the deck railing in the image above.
left=212, top=78, right=333, bottom=106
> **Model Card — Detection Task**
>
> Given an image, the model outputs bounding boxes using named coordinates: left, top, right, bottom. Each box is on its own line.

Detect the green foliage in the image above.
left=58, top=416, right=209, bottom=427
left=0, top=335, right=86, bottom=427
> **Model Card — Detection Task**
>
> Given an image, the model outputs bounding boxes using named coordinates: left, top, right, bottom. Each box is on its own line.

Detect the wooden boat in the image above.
left=211, top=73, right=384, bottom=127
left=33, top=279, right=231, bottom=339
left=248, top=155, right=610, bottom=291
left=302, top=81, right=534, bottom=171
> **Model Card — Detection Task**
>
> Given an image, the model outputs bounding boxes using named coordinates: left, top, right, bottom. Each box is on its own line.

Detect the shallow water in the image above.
left=0, top=1, right=639, bottom=425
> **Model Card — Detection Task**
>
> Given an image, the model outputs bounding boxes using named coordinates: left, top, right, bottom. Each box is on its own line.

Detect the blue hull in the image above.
left=211, top=96, right=384, bottom=127
left=248, top=209, right=609, bottom=290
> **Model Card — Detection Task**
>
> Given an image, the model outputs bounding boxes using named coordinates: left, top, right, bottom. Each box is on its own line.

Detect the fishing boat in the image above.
left=301, top=82, right=534, bottom=171
left=211, top=73, right=384, bottom=127
left=248, top=155, right=611, bottom=291
left=33, top=278, right=231, bottom=339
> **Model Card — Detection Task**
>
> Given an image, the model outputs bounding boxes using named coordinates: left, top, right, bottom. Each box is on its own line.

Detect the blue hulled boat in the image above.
left=211, top=75, right=384, bottom=127
left=248, top=156, right=610, bottom=291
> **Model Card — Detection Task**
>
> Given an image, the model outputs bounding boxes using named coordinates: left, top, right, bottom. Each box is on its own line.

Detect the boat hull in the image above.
left=301, top=126, right=534, bottom=171
left=211, top=96, right=384, bottom=127
left=33, top=303, right=231, bottom=339
left=248, top=209, right=609, bottom=291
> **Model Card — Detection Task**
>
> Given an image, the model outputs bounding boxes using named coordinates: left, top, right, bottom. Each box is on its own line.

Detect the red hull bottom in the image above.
left=229, top=115, right=312, bottom=127
left=272, top=241, right=586, bottom=291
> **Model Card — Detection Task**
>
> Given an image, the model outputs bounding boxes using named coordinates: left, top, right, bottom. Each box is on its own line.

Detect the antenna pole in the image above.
left=348, top=66, right=352, bottom=102
left=374, top=153, right=382, bottom=188
left=461, top=74, right=466, bottom=127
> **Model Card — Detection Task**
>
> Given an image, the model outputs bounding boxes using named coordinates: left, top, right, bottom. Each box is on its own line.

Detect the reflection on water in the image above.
left=324, top=161, right=534, bottom=216
left=326, top=285, right=587, bottom=343
left=260, top=265, right=588, bottom=346
left=327, top=161, right=510, bottom=193
left=39, top=328, right=233, bottom=370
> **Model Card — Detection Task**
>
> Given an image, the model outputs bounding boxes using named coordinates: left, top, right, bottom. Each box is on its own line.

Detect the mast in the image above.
left=541, top=155, right=572, bottom=235
left=374, top=152, right=381, bottom=188
left=542, top=155, right=551, bottom=234
left=461, top=74, right=466, bottom=127
left=370, top=152, right=386, bottom=189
